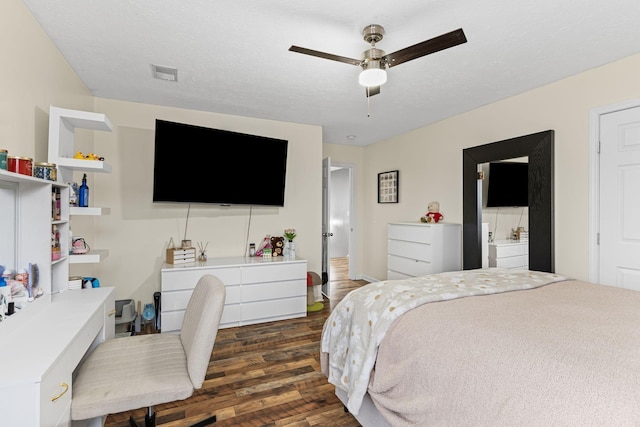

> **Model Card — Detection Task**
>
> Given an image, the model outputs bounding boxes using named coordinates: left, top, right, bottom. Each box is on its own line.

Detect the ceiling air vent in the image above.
left=152, top=64, right=178, bottom=82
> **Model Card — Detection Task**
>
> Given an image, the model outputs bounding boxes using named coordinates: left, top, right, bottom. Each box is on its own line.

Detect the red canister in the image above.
left=8, top=156, right=33, bottom=176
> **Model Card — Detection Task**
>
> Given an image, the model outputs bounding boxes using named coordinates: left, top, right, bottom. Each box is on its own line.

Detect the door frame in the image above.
left=330, top=161, right=356, bottom=280
left=588, top=98, right=640, bottom=283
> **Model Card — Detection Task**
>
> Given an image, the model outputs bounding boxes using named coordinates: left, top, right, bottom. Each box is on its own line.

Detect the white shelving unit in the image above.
left=48, top=106, right=113, bottom=183
left=47, top=106, right=113, bottom=277
left=0, top=169, right=53, bottom=296
left=0, top=109, right=117, bottom=427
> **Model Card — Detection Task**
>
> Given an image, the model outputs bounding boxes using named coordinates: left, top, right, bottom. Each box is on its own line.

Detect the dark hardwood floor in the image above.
left=104, top=257, right=367, bottom=427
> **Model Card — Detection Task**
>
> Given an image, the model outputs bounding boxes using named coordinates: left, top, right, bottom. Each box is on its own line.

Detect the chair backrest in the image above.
left=180, top=274, right=226, bottom=389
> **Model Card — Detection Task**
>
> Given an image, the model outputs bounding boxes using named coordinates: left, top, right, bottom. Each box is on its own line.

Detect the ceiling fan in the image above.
left=289, top=25, right=467, bottom=97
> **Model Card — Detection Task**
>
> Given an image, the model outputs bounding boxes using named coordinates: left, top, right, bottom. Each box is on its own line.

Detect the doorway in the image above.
left=590, top=100, right=640, bottom=289
left=322, top=158, right=355, bottom=299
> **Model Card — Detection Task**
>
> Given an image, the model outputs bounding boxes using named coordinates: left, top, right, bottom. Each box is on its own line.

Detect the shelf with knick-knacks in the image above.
left=47, top=106, right=113, bottom=269
left=1, top=168, right=57, bottom=301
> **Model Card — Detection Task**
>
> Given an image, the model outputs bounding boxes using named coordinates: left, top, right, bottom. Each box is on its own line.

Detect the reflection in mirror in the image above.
left=480, top=157, right=528, bottom=243
left=462, top=130, right=554, bottom=273
left=0, top=181, right=18, bottom=269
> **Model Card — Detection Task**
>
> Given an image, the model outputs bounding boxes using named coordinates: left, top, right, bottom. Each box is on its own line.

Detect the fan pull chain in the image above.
left=367, top=87, right=371, bottom=117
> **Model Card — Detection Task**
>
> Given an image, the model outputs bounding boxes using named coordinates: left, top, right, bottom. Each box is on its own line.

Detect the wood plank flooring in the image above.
left=104, top=257, right=366, bottom=427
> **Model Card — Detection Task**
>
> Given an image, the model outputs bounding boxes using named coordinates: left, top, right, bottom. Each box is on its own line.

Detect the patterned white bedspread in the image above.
left=320, top=268, right=567, bottom=415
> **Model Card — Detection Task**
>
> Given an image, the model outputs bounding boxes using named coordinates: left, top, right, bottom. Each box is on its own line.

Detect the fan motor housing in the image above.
left=362, top=24, right=385, bottom=44
left=361, top=48, right=387, bottom=69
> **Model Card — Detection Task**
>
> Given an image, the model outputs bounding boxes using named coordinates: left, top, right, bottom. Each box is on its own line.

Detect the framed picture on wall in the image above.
left=378, top=170, right=399, bottom=203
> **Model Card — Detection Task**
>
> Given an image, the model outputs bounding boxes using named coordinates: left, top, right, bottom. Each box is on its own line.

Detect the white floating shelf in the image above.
left=70, top=206, right=111, bottom=216
left=70, top=249, right=109, bottom=264
left=0, top=168, right=50, bottom=184
left=51, top=106, right=113, bottom=132
left=51, top=256, right=68, bottom=266
left=55, top=158, right=112, bottom=173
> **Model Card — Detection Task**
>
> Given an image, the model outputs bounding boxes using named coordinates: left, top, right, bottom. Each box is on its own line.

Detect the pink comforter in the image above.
left=367, top=279, right=640, bottom=426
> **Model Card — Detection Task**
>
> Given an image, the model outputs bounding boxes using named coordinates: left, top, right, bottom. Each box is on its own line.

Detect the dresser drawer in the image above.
left=242, top=263, right=306, bottom=284
left=387, top=270, right=413, bottom=280
left=489, top=242, right=528, bottom=258
left=388, top=224, right=431, bottom=244
left=491, top=254, right=528, bottom=269
left=40, top=348, right=76, bottom=427
left=387, top=239, right=432, bottom=262
left=241, top=296, right=306, bottom=324
left=241, top=279, right=305, bottom=303
left=163, top=284, right=239, bottom=311
left=162, top=303, right=242, bottom=332
left=387, top=254, right=434, bottom=277
left=162, top=267, right=240, bottom=291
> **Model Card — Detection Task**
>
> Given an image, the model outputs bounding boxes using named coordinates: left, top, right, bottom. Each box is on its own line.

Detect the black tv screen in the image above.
left=485, top=162, right=528, bottom=207
left=153, top=119, right=288, bottom=206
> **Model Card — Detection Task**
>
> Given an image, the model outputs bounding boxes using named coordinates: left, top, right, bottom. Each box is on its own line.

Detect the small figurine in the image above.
left=73, top=151, right=105, bottom=161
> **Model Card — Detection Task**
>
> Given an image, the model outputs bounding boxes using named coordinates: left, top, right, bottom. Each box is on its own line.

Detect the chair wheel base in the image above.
left=129, top=412, right=216, bottom=427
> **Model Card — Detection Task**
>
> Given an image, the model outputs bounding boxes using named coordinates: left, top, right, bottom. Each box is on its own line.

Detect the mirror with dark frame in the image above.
left=462, top=130, right=554, bottom=272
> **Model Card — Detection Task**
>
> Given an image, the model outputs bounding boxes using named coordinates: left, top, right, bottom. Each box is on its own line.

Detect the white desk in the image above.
left=0, top=288, right=115, bottom=427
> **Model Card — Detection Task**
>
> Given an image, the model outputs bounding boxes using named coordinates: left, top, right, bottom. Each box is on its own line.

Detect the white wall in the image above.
left=353, top=53, right=640, bottom=282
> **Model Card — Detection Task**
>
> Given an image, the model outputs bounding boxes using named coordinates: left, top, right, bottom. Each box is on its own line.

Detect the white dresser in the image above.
left=489, top=239, right=529, bottom=269
left=161, top=256, right=307, bottom=333
left=387, top=222, right=462, bottom=280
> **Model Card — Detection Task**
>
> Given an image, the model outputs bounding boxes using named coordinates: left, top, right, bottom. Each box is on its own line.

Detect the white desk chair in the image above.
left=72, top=274, right=226, bottom=427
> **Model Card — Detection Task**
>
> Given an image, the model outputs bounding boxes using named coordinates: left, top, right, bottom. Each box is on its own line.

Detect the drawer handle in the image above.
left=51, top=382, right=69, bottom=401
left=108, top=309, right=116, bottom=317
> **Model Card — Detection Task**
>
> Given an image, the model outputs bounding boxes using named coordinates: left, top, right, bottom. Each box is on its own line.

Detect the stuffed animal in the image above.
left=421, top=201, right=444, bottom=223
left=270, top=236, right=285, bottom=257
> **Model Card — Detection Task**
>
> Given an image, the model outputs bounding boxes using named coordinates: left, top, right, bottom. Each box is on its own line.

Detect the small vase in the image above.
left=289, top=241, right=296, bottom=258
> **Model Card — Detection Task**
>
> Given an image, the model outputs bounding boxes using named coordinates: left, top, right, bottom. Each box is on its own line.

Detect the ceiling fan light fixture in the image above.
left=359, top=68, right=387, bottom=86
left=359, top=59, right=387, bottom=87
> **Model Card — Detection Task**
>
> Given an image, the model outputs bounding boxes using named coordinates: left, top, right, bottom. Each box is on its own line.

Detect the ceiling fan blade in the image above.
left=365, top=86, right=380, bottom=97
left=289, top=45, right=361, bottom=66
left=384, top=28, right=467, bottom=68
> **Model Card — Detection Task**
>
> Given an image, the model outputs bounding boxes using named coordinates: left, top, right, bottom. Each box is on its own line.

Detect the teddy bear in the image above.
left=270, top=236, right=285, bottom=257
left=421, top=201, right=444, bottom=223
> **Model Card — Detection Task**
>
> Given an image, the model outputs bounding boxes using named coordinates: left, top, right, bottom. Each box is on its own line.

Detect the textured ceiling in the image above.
left=22, top=0, right=640, bottom=146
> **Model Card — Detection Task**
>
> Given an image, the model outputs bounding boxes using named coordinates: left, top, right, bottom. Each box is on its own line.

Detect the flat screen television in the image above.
left=485, top=161, right=528, bottom=207
left=153, top=119, right=288, bottom=206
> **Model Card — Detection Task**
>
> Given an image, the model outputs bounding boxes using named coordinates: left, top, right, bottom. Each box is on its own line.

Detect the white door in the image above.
left=599, top=105, right=640, bottom=290
left=322, top=157, right=333, bottom=297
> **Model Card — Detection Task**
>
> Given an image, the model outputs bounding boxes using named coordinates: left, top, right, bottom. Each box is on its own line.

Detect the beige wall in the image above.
left=335, top=53, right=640, bottom=282
left=80, top=98, right=323, bottom=303
left=8, top=0, right=640, bottom=300
left=1, top=0, right=93, bottom=162
left=5, top=0, right=322, bottom=305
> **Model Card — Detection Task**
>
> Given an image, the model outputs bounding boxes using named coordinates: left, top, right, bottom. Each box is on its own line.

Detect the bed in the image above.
left=320, top=268, right=640, bottom=426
